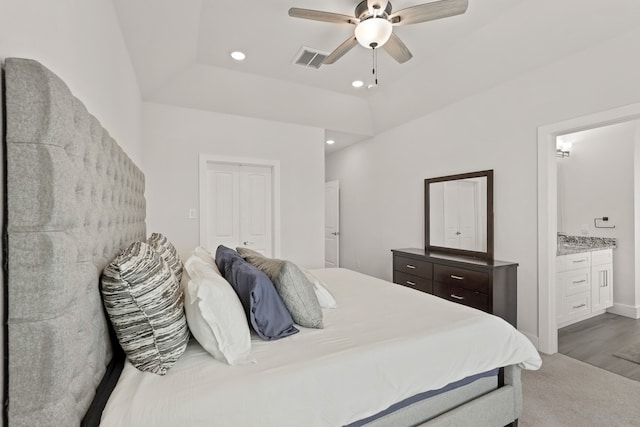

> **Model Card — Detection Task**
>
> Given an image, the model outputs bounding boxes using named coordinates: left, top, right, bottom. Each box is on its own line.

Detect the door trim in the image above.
left=199, top=154, right=281, bottom=257
left=537, top=102, right=640, bottom=354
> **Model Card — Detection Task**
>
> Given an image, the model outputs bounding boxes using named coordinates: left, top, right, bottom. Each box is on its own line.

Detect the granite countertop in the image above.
left=556, top=235, right=617, bottom=256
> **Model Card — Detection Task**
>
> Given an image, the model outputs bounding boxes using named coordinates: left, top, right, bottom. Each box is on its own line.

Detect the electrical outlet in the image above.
left=188, top=208, right=197, bottom=219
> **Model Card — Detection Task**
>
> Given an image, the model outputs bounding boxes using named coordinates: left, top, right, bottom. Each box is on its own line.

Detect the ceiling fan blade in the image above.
left=323, top=36, right=359, bottom=64
left=389, top=0, right=468, bottom=26
left=288, top=8, right=357, bottom=25
left=383, top=33, right=413, bottom=63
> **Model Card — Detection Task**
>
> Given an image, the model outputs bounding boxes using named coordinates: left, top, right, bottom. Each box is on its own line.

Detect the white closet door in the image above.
left=205, top=163, right=273, bottom=256
left=239, top=166, right=272, bottom=255
left=443, top=182, right=461, bottom=247
left=457, top=180, right=478, bottom=250
left=443, top=181, right=478, bottom=250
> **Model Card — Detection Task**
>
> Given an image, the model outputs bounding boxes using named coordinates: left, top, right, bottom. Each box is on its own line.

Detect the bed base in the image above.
left=363, top=365, right=521, bottom=427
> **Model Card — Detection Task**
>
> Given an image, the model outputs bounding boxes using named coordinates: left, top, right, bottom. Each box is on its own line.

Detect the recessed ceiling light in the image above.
left=326, top=139, right=335, bottom=145
left=230, top=51, right=246, bottom=61
left=352, top=80, right=364, bottom=88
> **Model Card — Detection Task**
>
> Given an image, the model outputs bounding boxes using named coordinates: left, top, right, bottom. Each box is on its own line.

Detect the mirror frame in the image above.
left=425, top=169, right=494, bottom=261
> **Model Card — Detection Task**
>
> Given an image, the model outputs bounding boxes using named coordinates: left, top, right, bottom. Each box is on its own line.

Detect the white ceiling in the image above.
left=113, top=0, right=640, bottom=153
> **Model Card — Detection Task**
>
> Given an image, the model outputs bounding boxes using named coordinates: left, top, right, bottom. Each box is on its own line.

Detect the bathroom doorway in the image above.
left=537, top=103, right=640, bottom=355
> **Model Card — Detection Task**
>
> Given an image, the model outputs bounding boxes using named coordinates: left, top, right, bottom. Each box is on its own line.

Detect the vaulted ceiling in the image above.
left=113, top=0, right=640, bottom=152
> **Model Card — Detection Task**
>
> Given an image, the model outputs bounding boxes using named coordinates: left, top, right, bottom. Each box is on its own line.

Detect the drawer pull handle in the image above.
left=572, top=279, right=586, bottom=284
left=406, top=281, right=416, bottom=286
left=450, top=294, right=464, bottom=300
left=450, top=275, right=464, bottom=280
left=572, top=259, right=587, bottom=263
left=572, top=303, right=586, bottom=309
left=406, top=264, right=416, bottom=269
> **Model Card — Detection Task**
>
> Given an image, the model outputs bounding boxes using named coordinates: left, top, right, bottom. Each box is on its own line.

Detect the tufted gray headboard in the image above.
left=3, top=58, right=146, bottom=426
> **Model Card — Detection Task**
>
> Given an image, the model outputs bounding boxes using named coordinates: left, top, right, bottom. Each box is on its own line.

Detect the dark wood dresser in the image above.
left=391, top=248, right=518, bottom=327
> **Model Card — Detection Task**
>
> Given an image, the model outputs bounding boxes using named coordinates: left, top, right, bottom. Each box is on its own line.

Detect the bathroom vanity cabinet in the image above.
left=556, top=248, right=613, bottom=328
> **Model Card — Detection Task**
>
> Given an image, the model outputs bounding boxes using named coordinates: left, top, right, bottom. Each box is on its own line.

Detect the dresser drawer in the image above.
left=433, top=282, right=489, bottom=312
left=433, top=264, right=489, bottom=294
left=394, top=271, right=433, bottom=294
left=394, top=255, right=433, bottom=278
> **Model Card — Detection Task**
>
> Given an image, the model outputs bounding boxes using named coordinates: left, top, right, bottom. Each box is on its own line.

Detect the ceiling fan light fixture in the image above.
left=354, top=17, right=392, bottom=49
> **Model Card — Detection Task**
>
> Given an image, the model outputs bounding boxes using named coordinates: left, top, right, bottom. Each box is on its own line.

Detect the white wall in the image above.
left=142, top=102, right=325, bottom=268
left=0, top=0, right=143, bottom=165
left=0, top=1, right=143, bottom=424
left=557, top=121, right=638, bottom=310
left=326, top=27, right=640, bottom=342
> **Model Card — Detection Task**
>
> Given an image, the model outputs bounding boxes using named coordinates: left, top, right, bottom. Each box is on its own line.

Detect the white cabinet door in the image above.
left=591, top=264, right=613, bottom=311
left=591, top=249, right=613, bottom=311
left=204, top=163, right=273, bottom=256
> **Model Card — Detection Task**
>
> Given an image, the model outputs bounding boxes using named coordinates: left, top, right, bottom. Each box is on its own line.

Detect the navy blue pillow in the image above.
left=215, top=245, right=244, bottom=279
left=217, top=246, right=298, bottom=340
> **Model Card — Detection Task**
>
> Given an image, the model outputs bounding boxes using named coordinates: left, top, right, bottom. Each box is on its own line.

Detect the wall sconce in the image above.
left=556, top=139, right=572, bottom=158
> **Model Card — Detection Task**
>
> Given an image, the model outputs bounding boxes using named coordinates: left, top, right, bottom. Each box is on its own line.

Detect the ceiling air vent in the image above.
left=292, top=46, right=328, bottom=69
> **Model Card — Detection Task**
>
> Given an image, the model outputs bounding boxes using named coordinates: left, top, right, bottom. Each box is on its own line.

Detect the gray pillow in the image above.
left=225, top=253, right=299, bottom=340
left=236, top=247, right=265, bottom=259
left=101, top=241, right=190, bottom=375
left=240, top=251, right=323, bottom=329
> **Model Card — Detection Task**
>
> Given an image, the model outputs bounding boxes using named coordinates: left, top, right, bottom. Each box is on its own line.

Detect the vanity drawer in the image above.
left=558, top=269, right=590, bottom=296
left=557, top=252, right=591, bottom=272
left=591, top=249, right=612, bottom=266
left=393, top=255, right=433, bottom=278
left=433, top=282, right=489, bottom=312
left=433, top=265, right=489, bottom=294
left=394, top=271, right=433, bottom=294
left=561, top=292, right=591, bottom=318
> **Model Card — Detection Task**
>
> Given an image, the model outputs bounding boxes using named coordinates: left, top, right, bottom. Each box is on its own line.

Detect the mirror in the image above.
left=425, top=170, right=494, bottom=260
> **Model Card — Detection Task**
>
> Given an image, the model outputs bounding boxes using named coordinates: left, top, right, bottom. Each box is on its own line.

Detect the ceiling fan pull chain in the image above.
left=372, top=47, right=378, bottom=86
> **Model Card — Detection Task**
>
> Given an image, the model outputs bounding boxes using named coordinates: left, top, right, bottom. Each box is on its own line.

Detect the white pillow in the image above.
left=183, top=255, right=254, bottom=365
left=304, top=270, right=337, bottom=309
left=193, top=246, right=220, bottom=274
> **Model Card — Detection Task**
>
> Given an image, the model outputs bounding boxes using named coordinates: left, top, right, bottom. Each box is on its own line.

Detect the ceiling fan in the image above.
left=289, top=0, right=468, bottom=65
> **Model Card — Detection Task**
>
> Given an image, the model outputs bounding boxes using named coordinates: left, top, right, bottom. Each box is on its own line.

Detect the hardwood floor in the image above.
left=558, top=312, right=640, bottom=381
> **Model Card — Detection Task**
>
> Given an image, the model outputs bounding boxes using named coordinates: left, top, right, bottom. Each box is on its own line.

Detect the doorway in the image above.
left=537, top=103, right=640, bottom=354
left=199, top=155, right=280, bottom=256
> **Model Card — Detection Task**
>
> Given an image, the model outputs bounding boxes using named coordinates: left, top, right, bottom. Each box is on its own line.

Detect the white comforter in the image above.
left=101, top=268, right=541, bottom=427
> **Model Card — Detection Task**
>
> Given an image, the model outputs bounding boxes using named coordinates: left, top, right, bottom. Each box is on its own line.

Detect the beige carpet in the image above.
left=520, top=353, right=640, bottom=427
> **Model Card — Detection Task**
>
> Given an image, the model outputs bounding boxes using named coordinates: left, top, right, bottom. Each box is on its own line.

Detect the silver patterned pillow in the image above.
left=147, top=232, right=183, bottom=282
left=101, top=241, right=189, bottom=375
left=238, top=248, right=323, bottom=329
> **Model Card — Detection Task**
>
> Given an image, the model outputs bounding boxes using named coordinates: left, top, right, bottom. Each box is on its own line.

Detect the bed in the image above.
left=2, top=57, right=541, bottom=427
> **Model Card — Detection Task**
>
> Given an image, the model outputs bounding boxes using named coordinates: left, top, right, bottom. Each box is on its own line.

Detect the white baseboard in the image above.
left=607, top=303, right=640, bottom=319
